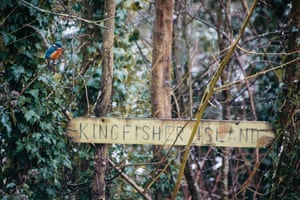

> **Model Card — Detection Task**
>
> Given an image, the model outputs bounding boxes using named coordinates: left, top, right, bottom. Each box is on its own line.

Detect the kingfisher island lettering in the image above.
left=67, top=117, right=275, bottom=148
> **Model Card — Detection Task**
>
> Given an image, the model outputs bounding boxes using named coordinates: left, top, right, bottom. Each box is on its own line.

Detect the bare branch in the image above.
left=237, top=45, right=299, bottom=56
left=107, top=159, right=152, bottom=200
left=171, top=1, right=259, bottom=199
left=234, top=51, right=257, bottom=120
left=23, top=24, right=49, bottom=47
left=21, top=0, right=110, bottom=29
left=19, top=73, right=40, bottom=96
left=214, top=56, right=300, bottom=93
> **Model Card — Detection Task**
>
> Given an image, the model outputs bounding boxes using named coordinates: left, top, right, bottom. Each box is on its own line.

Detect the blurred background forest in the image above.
left=0, top=0, right=299, bottom=199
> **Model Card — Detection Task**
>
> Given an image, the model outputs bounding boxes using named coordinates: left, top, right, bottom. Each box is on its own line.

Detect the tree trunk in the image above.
left=272, top=0, right=300, bottom=198
left=151, top=0, right=174, bottom=199
left=93, top=0, right=116, bottom=199
left=151, top=0, right=173, bottom=119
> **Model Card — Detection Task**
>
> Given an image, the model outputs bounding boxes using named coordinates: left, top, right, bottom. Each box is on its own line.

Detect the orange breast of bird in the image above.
left=50, top=48, right=63, bottom=60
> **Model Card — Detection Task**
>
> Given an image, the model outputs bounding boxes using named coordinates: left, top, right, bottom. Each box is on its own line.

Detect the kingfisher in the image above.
left=45, top=41, right=64, bottom=71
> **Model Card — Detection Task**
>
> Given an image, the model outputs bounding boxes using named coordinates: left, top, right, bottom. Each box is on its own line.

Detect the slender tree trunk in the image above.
left=217, top=1, right=232, bottom=199
left=151, top=0, right=174, bottom=199
left=173, top=0, right=184, bottom=118
left=173, top=0, right=201, bottom=199
left=173, top=0, right=193, bottom=118
left=93, top=0, right=116, bottom=199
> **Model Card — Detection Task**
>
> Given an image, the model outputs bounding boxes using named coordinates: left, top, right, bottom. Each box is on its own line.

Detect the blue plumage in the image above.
left=45, top=41, right=63, bottom=59
left=45, top=41, right=64, bottom=72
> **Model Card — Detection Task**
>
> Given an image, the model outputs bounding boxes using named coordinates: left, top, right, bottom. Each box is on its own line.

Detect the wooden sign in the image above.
left=67, top=117, right=275, bottom=148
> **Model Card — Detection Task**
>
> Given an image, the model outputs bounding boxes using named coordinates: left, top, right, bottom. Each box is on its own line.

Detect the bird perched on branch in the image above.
left=45, top=41, right=64, bottom=72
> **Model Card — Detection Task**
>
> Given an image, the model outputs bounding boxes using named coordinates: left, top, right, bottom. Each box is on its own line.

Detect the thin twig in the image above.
left=237, top=45, right=299, bottom=56
left=214, top=56, right=300, bottom=93
left=234, top=51, right=257, bottom=120
left=143, top=158, right=172, bottom=194
left=19, top=73, right=40, bottom=96
left=237, top=132, right=282, bottom=195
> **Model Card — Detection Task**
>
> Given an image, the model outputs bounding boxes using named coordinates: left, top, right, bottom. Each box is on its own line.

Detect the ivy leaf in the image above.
left=3, top=34, right=16, bottom=45
left=291, top=26, right=299, bottom=33
left=72, top=3, right=81, bottom=12
left=40, top=122, right=52, bottom=132
left=16, top=140, right=25, bottom=153
left=6, top=182, right=16, bottom=189
left=10, top=64, right=25, bottom=81
left=32, top=132, right=42, bottom=140
left=1, top=113, right=12, bottom=137
left=0, top=1, right=13, bottom=8
left=21, top=48, right=33, bottom=59
left=129, top=29, right=140, bottom=42
left=26, top=89, right=40, bottom=99
left=24, top=110, right=40, bottom=123
left=296, top=37, right=300, bottom=45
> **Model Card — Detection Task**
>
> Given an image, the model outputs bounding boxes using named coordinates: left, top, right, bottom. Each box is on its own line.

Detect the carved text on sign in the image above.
left=67, top=117, right=274, bottom=148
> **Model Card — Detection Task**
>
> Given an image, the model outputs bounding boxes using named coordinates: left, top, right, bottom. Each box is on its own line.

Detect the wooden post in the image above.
left=92, top=0, right=116, bottom=199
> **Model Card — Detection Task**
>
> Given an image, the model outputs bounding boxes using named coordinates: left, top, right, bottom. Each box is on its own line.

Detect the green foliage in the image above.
left=1, top=0, right=151, bottom=199
left=129, top=29, right=140, bottom=42
left=1, top=0, right=92, bottom=198
left=2, top=0, right=297, bottom=199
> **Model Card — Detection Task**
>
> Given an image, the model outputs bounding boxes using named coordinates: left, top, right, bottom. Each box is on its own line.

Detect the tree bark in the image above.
left=272, top=0, right=300, bottom=198
left=151, top=0, right=174, bottom=199
left=151, top=0, right=173, bottom=119
left=93, top=0, right=116, bottom=199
